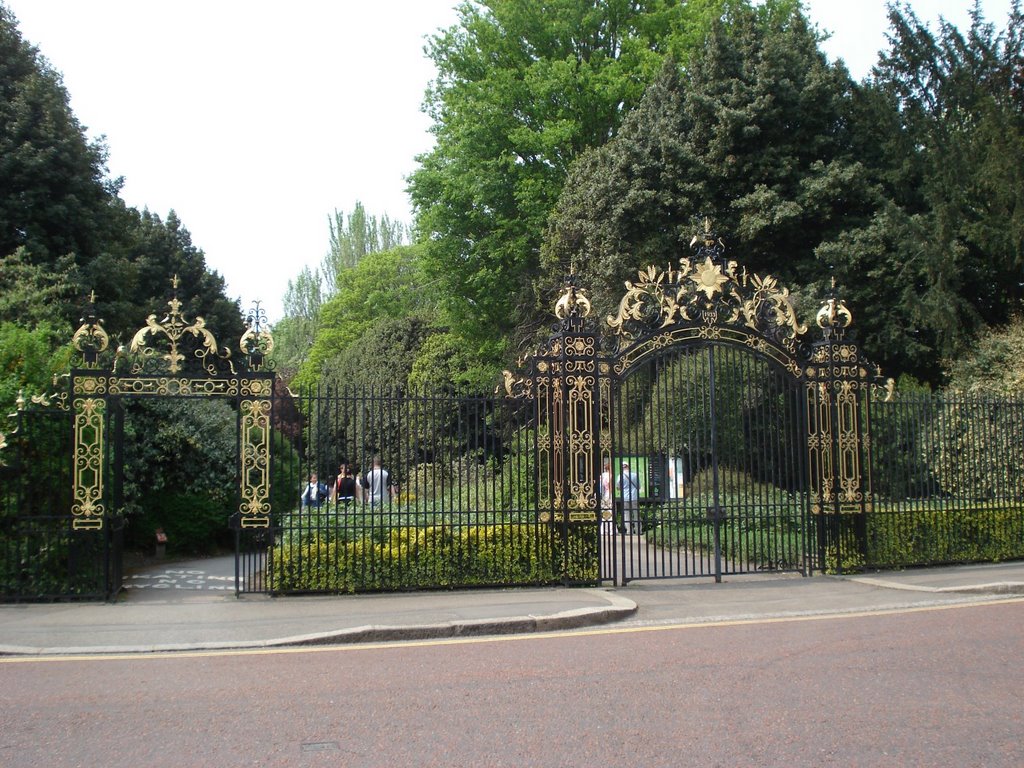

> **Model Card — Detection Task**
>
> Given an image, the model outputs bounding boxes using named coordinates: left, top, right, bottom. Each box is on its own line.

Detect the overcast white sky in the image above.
left=4, top=0, right=1014, bottom=321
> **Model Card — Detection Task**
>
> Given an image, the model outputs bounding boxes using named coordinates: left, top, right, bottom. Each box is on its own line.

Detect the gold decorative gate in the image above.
left=68, top=285, right=275, bottom=534
left=505, top=221, right=892, bottom=583
left=63, top=282, right=276, bottom=597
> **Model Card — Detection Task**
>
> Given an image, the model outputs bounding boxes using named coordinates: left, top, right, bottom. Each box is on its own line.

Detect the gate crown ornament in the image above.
left=607, top=218, right=806, bottom=354
left=127, top=275, right=232, bottom=375
left=71, top=291, right=110, bottom=368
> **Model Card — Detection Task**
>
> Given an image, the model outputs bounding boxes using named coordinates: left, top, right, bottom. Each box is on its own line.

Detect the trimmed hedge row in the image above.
left=865, top=503, right=1024, bottom=568
left=268, top=522, right=598, bottom=593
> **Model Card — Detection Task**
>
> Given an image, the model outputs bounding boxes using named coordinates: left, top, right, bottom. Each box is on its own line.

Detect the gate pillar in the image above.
left=806, top=284, right=892, bottom=572
left=502, top=276, right=603, bottom=582
left=548, top=278, right=602, bottom=526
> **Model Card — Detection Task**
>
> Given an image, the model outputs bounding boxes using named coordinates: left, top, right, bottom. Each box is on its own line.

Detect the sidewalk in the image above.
left=1, top=561, right=1022, bottom=656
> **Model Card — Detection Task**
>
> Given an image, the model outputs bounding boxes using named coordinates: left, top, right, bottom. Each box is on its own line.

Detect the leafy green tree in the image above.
left=407, top=331, right=503, bottom=391
left=409, top=0, right=765, bottom=358
left=0, top=248, right=80, bottom=326
left=294, top=244, right=436, bottom=389
left=0, top=321, right=72, bottom=416
left=0, top=5, right=120, bottom=269
left=321, top=202, right=407, bottom=294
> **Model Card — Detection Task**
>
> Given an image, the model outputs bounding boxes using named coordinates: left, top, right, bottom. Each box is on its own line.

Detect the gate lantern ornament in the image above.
left=70, top=291, right=110, bottom=368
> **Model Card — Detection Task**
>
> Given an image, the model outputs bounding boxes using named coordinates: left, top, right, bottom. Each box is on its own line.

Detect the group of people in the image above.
left=600, top=460, right=640, bottom=534
left=300, top=455, right=397, bottom=509
left=303, top=455, right=641, bottom=529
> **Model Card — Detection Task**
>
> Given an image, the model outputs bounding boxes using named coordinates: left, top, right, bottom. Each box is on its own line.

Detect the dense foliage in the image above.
left=1, top=5, right=252, bottom=560
left=276, top=0, right=1024, bottom=391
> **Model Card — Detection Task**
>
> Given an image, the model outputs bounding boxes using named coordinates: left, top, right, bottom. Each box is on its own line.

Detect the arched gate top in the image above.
left=504, top=220, right=891, bottom=396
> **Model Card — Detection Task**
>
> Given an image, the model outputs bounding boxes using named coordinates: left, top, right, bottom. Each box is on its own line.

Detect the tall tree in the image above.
left=272, top=265, right=324, bottom=378
left=543, top=7, right=875, bottom=335
left=0, top=4, right=119, bottom=271
left=293, top=244, right=436, bottom=390
left=408, top=0, right=768, bottom=358
left=321, top=202, right=408, bottom=295
left=862, top=1, right=1024, bottom=358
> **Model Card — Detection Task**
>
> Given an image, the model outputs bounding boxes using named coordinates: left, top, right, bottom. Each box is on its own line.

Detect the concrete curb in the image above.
left=0, top=592, right=638, bottom=657
left=844, top=576, right=1024, bottom=596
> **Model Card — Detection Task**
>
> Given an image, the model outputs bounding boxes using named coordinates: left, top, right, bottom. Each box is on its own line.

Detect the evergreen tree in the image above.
left=862, top=1, right=1024, bottom=358
left=0, top=5, right=119, bottom=270
left=543, top=7, right=875, bottom=336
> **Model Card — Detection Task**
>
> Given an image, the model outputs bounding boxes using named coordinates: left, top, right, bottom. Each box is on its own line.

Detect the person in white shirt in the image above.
left=364, top=455, right=391, bottom=505
left=618, top=462, right=639, bottom=534
left=301, top=473, right=326, bottom=508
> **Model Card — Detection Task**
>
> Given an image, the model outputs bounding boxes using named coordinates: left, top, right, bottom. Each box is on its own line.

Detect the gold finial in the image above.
left=89, top=289, right=96, bottom=303
left=172, top=274, right=180, bottom=290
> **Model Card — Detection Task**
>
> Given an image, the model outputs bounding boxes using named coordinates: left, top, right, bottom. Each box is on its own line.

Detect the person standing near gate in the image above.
left=364, top=455, right=392, bottom=505
left=301, top=473, right=327, bottom=509
left=332, top=462, right=359, bottom=507
left=600, top=460, right=614, bottom=530
left=618, top=461, right=639, bottom=534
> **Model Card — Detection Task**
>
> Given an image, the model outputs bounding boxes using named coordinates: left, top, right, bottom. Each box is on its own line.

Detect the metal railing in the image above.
left=865, top=393, right=1024, bottom=569
left=245, top=385, right=586, bottom=594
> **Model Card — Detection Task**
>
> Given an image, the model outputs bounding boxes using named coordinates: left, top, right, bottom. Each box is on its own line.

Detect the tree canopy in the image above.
left=0, top=5, right=244, bottom=360
left=408, top=0, right=797, bottom=360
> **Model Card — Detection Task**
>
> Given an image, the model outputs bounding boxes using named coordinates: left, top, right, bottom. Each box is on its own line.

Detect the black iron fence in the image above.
left=861, top=393, right=1024, bottom=570
left=3, top=384, right=1023, bottom=601
left=0, top=405, right=122, bottom=601
left=242, top=385, right=596, bottom=594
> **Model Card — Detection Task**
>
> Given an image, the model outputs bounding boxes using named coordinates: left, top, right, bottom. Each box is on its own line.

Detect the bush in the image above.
left=917, top=398, right=1024, bottom=501
left=865, top=503, right=1024, bottom=567
left=269, top=522, right=565, bottom=593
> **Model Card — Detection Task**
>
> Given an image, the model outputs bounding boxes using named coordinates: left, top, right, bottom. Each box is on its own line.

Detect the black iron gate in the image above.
left=0, top=285, right=275, bottom=601
left=603, top=343, right=811, bottom=583
left=504, top=221, right=889, bottom=585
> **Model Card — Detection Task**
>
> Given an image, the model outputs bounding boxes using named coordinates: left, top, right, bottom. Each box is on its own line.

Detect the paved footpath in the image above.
left=121, top=556, right=238, bottom=596
left=1, top=559, right=1022, bottom=656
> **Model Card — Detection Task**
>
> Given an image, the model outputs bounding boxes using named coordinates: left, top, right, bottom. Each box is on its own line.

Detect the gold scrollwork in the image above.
left=72, top=397, right=106, bottom=530
left=127, top=277, right=233, bottom=376
left=607, top=249, right=806, bottom=350
left=239, top=398, right=272, bottom=528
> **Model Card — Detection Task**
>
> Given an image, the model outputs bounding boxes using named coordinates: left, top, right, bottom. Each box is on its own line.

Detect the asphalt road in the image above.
left=1, top=599, right=1021, bottom=767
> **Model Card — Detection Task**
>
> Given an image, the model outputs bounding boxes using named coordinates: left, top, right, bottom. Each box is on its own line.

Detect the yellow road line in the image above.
left=3, top=596, right=1022, bottom=665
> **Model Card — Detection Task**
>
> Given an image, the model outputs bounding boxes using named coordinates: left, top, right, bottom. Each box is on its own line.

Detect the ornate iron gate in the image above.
left=505, top=221, right=891, bottom=584
left=0, top=283, right=275, bottom=600
left=2, top=227, right=894, bottom=600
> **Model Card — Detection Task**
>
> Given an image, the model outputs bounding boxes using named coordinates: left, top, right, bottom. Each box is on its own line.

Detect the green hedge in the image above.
left=865, top=503, right=1024, bottom=568
left=268, top=522, right=597, bottom=593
